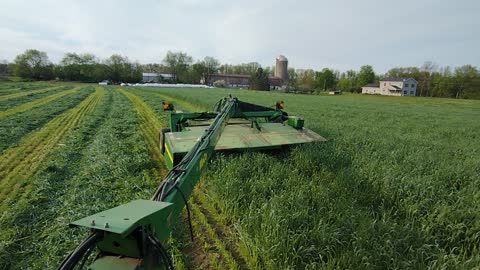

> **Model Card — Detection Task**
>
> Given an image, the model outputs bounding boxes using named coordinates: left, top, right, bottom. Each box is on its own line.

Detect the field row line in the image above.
left=140, top=90, right=252, bottom=268
left=144, top=90, right=208, bottom=112
left=119, top=89, right=251, bottom=268
left=0, top=85, right=72, bottom=102
left=0, top=87, right=105, bottom=212
left=119, top=89, right=166, bottom=175
left=119, top=89, right=213, bottom=268
left=156, top=92, right=254, bottom=268
left=0, top=87, right=80, bottom=119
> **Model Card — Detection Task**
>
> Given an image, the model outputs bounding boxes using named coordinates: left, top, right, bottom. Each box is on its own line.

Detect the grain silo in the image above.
left=275, top=55, right=289, bottom=83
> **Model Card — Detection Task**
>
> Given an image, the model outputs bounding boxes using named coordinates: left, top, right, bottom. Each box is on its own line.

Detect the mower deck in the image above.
left=164, top=121, right=325, bottom=168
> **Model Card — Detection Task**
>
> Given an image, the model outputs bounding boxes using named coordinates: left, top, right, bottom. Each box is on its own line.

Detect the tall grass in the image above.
left=0, top=84, right=478, bottom=269
left=136, top=87, right=480, bottom=269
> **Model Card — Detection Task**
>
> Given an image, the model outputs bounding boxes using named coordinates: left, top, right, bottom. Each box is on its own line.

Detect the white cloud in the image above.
left=0, top=0, right=479, bottom=72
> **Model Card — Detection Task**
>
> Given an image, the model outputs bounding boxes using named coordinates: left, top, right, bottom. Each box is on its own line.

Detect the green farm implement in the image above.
left=58, top=96, right=325, bottom=270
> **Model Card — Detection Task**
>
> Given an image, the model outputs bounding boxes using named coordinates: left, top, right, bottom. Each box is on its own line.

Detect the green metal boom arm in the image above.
left=59, top=96, right=239, bottom=270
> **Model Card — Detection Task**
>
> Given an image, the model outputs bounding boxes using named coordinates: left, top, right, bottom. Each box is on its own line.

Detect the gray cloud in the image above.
left=0, top=0, right=479, bottom=72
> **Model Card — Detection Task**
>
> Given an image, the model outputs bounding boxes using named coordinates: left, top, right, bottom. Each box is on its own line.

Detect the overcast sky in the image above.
left=1, top=0, right=479, bottom=73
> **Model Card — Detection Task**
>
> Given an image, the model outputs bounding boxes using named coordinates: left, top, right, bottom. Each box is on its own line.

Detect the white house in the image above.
left=362, top=78, right=417, bottom=96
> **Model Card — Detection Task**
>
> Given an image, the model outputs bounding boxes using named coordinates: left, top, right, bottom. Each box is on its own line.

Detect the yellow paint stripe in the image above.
left=165, top=142, right=173, bottom=163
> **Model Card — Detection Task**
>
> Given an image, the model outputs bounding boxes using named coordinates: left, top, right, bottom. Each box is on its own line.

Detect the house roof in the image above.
left=381, top=77, right=417, bottom=82
left=390, top=85, right=401, bottom=90
left=142, top=72, right=173, bottom=78
left=211, top=74, right=251, bottom=79
left=363, top=83, right=380, bottom=87
left=143, top=72, right=158, bottom=77
left=210, top=73, right=283, bottom=86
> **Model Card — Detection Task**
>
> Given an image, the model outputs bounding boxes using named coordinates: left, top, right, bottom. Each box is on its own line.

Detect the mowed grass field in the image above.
left=0, top=82, right=479, bottom=269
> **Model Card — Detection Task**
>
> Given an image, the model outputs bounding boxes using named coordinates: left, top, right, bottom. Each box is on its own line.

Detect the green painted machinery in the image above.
left=58, top=96, right=325, bottom=270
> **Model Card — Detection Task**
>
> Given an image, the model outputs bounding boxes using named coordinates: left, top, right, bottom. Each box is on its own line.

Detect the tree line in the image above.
left=0, top=49, right=224, bottom=84
left=289, top=63, right=480, bottom=99
left=1, top=49, right=478, bottom=99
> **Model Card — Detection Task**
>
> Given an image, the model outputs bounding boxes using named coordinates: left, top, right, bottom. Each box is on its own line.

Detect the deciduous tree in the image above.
left=357, top=65, right=375, bottom=87
left=13, top=49, right=54, bottom=80
left=248, top=67, right=270, bottom=91
left=162, top=51, right=193, bottom=82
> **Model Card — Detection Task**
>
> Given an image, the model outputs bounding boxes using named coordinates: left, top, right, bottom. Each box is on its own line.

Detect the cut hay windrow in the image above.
left=9, top=88, right=156, bottom=268
left=0, top=85, right=73, bottom=102
left=119, top=88, right=166, bottom=176
left=0, top=87, right=103, bottom=211
left=0, top=87, right=80, bottom=119
left=123, top=88, right=252, bottom=269
left=0, top=83, right=50, bottom=95
left=0, top=87, right=94, bottom=153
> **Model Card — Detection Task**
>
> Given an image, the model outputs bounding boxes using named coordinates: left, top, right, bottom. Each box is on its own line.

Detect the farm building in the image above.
left=362, top=78, right=417, bottom=96
left=142, top=72, right=174, bottom=83
left=208, top=74, right=283, bottom=89
left=207, top=55, right=288, bottom=89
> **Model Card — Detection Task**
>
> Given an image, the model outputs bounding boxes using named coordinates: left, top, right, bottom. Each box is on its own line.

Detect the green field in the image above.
left=0, top=82, right=479, bottom=269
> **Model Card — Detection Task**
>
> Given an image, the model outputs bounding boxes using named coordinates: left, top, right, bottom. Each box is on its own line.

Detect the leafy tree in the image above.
left=141, top=63, right=168, bottom=74
left=297, top=69, right=316, bottom=92
left=248, top=67, right=270, bottom=91
left=104, top=54, right=142, bottom=83
left=287, top=68, right=298, bottom=89
left=105, top=54, right=127, bottom=82
left=433, top=67, right=454, bottom=97
left=219, top=62, right=261, bottom=75
left=0, top=60, right=8, bottom=76
left=200, top=56, right=220, bottom=85
left=92, top=63, right=109, bottom=82
left=57, top=53, right=98, bottom=82
left=453, top=65, right=480, bottom=99
left=385, top=67, right=420, bottom=79
left=418, top=61, right=438, bottom=96
left=337, top=78, right=354, bottom=91
left=315, top=68, right=336, bottom=90
left=162, top=51, right=193, bottom=82
left=182, top=63, right=203, bottom=84
left=357, top=65, right=375, bottom=87
left=13, top=49, right=54, bottom=80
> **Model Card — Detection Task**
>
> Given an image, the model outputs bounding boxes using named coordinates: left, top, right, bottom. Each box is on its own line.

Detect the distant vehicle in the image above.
left=329, top=90, right=342, bottom=95
left=98, top=80, right=110, bottom=85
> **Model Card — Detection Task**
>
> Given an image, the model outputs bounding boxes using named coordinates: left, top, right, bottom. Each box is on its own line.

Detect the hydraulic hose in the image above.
left=57, top=232, right=102, bottom=270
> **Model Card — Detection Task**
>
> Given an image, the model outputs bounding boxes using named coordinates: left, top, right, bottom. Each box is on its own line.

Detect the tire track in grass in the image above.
left=0, top=85, right=72, bottom=102
left=192, top=185, right=251, bottom=269
left=125, top=88, right=250, bottom=269
left=0, top=87, right=104, bottom=212
left=0, top=87, right=80, bottom=119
